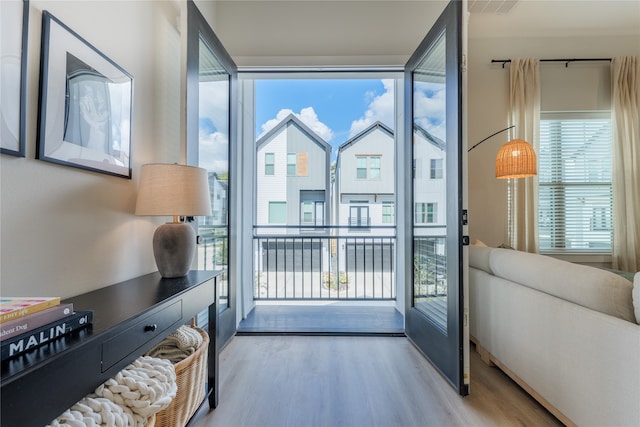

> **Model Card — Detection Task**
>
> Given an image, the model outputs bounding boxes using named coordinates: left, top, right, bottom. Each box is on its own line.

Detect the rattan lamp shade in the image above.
left=495, top=139, right=537, bottom=179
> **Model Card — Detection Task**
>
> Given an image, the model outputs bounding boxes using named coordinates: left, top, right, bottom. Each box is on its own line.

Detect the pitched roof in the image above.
left=413, top=123, right=445, bottom=151
left=255, top=113, right=331, bottom=152
left=337, top=121, right=394, bottom=154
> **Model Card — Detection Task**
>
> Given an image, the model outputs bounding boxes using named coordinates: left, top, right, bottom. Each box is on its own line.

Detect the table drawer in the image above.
left=101, top=301, right=182, bottom=372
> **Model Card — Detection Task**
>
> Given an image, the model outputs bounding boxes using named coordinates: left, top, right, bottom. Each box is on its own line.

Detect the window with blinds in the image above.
left=538, top=112, right=612, bottom=253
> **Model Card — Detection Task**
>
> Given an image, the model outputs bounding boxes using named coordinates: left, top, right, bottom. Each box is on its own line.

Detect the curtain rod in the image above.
left=491, top=58, right=612, bottom=68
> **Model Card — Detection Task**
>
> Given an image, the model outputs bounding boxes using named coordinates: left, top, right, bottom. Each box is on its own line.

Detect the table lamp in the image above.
left=135, top=164, right=212, bottom=278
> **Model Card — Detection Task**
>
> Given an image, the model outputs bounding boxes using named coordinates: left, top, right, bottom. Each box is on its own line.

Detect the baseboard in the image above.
left=470, top=336, right=575, bottom=427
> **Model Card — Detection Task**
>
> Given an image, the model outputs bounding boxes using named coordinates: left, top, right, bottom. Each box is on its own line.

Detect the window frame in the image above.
left=430, top=158, right=443, bottom=179
left=538, top=111, right=613, bottom=254
left=356, top=156, right=367, bottom=179
left=268, top=201, right=287, bottom=224
left=287, top=153, right=297, bottom=176
left=382, top=201, right=394, bottom=224
left=265, top=152, right=275, bottom=175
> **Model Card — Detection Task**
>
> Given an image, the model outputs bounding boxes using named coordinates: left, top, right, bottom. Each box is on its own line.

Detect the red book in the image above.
left=0, top=303, right=74, bottom=341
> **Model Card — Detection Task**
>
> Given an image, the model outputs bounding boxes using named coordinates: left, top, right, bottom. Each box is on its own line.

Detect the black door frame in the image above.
left=403, top=0, right=467, bottom=396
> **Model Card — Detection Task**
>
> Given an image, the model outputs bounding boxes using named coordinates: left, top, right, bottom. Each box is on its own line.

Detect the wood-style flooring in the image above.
left=193, top=336, right=562, bottom=427
left=237, top=305, right=404, bottom=335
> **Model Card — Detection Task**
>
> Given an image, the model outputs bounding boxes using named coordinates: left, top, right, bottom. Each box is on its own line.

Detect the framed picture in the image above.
left=37, top=11, right=133, bottom=178
left=1, top=0, right=29, bottom=157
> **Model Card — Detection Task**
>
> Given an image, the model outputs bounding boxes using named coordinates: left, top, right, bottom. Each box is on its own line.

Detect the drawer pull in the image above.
left=144, top=324, right=158, bottom=332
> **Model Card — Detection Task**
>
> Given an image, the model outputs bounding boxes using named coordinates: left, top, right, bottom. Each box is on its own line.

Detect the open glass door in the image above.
left=187, top=0, right=237, bottom=350
left=404, top=0, right=467, bottom=395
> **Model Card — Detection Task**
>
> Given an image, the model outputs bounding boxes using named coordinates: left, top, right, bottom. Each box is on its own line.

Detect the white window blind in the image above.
left=538, top=112, right=612, bottom=253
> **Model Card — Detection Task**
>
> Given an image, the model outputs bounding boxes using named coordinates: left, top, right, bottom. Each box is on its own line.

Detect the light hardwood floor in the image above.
left=194, top=336, right=562, bottom=427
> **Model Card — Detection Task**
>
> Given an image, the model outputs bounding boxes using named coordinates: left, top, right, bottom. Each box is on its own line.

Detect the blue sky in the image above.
left=197, top=77, right=445, bottom=172
left=255, top=79, right=396, bottom=151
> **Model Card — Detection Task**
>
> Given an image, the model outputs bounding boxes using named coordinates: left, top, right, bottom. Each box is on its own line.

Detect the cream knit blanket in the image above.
left=47, top=356, right=177, bottom=427
left=146, top=325, right=204, bottom=364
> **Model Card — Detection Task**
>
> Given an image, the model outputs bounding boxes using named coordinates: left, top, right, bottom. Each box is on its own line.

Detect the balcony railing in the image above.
left=254, top=225, right=395, bottom=301
left=197, top=226, right=229, bottom=311
left=348, top=217, right=371, bottom=229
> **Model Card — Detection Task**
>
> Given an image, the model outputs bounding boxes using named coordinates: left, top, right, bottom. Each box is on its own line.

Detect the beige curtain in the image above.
left=508, top=59, right=540, bottom=253
left=611, top=56, right=640, bottom=272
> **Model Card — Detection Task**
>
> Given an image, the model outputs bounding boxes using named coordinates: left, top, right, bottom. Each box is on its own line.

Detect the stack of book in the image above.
left=0, top=297, right=93, bottom=361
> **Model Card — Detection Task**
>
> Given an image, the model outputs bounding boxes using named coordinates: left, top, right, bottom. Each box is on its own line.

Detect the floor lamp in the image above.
left=468, top=125, right=537, bottom=179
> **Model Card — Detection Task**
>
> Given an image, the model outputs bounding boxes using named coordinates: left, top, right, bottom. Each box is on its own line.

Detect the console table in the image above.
left=0, top=270, right=221, bottom=427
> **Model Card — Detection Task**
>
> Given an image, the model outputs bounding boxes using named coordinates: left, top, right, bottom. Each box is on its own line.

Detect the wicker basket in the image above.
left=144, top=413, right=156, bottom=427
left=155, top=326, right=209, bottom=427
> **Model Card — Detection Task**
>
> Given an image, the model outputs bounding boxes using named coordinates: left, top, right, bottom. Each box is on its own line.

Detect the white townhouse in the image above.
left=333, top=122, right=395, bottom=280
left=203, top=172, right=228, bottom=227
left=413, top=123, right=447, bottom=289
left=334, top=121, right=395, bottom=233
left=413, top=124, right=446, bottom=232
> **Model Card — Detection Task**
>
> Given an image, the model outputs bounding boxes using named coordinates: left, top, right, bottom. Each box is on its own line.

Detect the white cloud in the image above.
left=199, top=129, right=229, bottom=174
left=258, top=107, right=333, bottom=142
left=413, top=81, right=446, bottom=140
left=199, top=80, right=230, bottom=135
left=349, top=79, right=395, bottom=137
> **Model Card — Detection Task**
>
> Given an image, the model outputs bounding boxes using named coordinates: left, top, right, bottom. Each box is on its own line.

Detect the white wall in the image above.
left=467, top=34, right=640, bottom=250
left=0, top=1, right=184, bottom=298
left=256, top=130, right=287, bottom=229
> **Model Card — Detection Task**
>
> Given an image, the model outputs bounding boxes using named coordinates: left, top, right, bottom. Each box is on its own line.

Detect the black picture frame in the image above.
left=37, top=11, right=134, bottom=179
left=0, top=0, right=29, bottom=157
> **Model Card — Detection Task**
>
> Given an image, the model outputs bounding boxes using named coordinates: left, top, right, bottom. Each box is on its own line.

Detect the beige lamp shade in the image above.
left=135, top=164, right=212, bottom=217
left=495, top=139, right=537, bottom=179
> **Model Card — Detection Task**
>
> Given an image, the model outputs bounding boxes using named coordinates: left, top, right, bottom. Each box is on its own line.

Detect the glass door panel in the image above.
left=404, top=0, right=467, bottom=395
left=187, top=0, right=237, bottom=352
left=413, top=31, right=448, bottom=331
left=198, top=36, right=230, bottom=312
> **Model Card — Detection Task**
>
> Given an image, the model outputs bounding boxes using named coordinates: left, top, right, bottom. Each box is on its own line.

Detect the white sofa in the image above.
left=469, top=245, right=640, bottom=427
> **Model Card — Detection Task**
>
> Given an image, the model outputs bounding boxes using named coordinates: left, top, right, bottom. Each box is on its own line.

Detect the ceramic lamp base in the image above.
left=153, top=222, right=196, bottom=278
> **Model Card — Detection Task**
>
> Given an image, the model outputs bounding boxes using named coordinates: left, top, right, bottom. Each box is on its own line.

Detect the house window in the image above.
left=265, top=153, right=274, bottom=175
left=300, top=200, right=324, bottom=226
left=430, top=158, right=443, bottom=179
left=382, top=202, right=394, bottom=224
left=268, top=202, right=287, bottom=224
left=356, top=157, right=367, bottom=179
left=301, top=201, right=313, bottom=223
left=356, top=156, right=381, bottom=180
left=539, top=112, right=612, bottom=252
left=287, top=153, right=296, bottom=176
left=349, top=205, right=369, bottom=228
left=369, top=157, right=381, bottom=179
left=415, top=202, right=437, bottom=224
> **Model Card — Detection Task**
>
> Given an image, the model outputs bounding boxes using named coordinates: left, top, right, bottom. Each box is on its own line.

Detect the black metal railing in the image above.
left=198, top=226, right=229, bottom=311
left=413, top=235, right=447, bottom=298
left=254, top=225, right=395, bottom=301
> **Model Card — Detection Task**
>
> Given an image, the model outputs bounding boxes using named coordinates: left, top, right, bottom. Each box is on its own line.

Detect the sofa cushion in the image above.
left=489, top=248, right=637, bottom=324
left=469, top=245, right=493, bottom=274
left=633, top=273, right=640, bottom=324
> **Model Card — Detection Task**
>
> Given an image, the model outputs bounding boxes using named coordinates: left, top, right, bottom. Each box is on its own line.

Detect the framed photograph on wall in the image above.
left=1, top=0, right=29, bottom=157
left=37, top=11, right=133, bottom=178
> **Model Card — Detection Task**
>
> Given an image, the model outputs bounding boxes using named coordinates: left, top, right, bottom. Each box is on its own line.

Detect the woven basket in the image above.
left=155, top=326, right=209, bottom=427
left=144, top=413, right=156, bottom=427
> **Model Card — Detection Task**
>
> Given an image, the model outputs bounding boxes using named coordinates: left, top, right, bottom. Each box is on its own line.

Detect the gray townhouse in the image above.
left=255, top=114, right=332, bottom=275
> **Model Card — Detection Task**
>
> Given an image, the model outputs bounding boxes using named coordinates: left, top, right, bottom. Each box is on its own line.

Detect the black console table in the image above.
left=1, top=270, right=221, bottom=427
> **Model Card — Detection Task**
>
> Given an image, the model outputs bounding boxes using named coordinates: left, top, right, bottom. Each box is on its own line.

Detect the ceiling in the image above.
left=469, top=0, right=640, bottom=39
left=204, top=1, right=640, bottom=67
